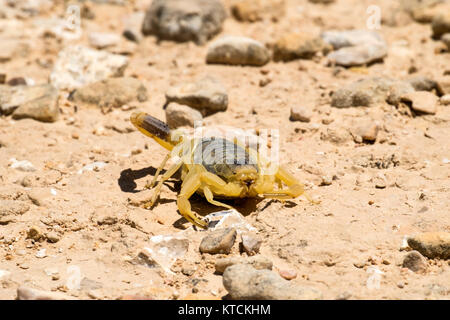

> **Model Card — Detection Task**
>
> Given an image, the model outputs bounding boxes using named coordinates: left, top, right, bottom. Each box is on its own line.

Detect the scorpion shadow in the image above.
left=119, top=166, right=178, bottom=193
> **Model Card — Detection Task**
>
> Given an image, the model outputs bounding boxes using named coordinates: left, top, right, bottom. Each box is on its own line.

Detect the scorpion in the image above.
left=130, top=112, right=314, bottom=228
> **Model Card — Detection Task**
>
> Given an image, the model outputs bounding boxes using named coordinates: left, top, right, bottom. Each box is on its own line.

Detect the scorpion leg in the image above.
left=177, top=171, right=241, bottom=228
left=143, top=159, right=183, bottom=209
left=145, top=152, right=170, bottom=189
left=261, top=166, right=317, bottom=203
left=203, top=186, right=233, bottom=210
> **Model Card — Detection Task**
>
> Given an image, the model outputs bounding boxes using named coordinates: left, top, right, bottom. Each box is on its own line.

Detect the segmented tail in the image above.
left=130, top=112, right=174, bottom=150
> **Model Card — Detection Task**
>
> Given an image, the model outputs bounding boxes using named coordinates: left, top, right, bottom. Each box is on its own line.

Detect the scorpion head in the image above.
left=230, top=165, right=258, bottom=188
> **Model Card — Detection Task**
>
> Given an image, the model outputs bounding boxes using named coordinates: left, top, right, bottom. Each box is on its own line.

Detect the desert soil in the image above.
left=0, top=0, right=449, bottom=300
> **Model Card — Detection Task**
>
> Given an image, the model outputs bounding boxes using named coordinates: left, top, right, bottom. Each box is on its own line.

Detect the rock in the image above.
left=215, top=255, right=272, bottom=274
left=352, top=122, right=379, bottom=143
left=387, top=81, right=416, bottom=106
left=35, top=248, right=47, bottom=258
left=240, top=232, right=262, bottom=255
left=321, top=30, right=386, bottom=50
left=309, top=0, right=334, bottom=3
left=322, top=30, right=387, bottom=67
left=12, top=85, right=59, bottom=122
left=27, top=226, right=43, bottom=241
left=407, top=232, right=450, bottom=259
left=165, top=77, right=228, bottom=116
left=407, top=76, right=438, bottom=92
left=279, top=269, right=297, bottom=280
left=331, top=77, right=392, bottom=108
left=69, top=77, right=147, bottom=108
left=199, top=227, right=237, bottom=254
left=436, top=76, right=450, bottom=95
left=123, top=12, right=145, bottom=43
left=206, top=36, right=270, bottom=66
left=409, top=1, right=450, bottom=23
left=134, top=234, right=189, bottom=273
left=142, top=0, right=226, bottom=45
left=45, top=231, right=60, bottom=243
left=223, top=264, right=322, bottom=300
left=17, top=286, right=75, bottom=300
left=27, top=188, right=51, bottom=207
left=202, top=209, right=257, bottom=234
left=165, top=103, right=203, bottom=128
left=290, top=106, right=312, bottom=123
left=0, top=200, right=29, bottom=224
left=432, top=12, right=450, bottom=39
left=327, top=43, right=387, bottom=67
left=402, top=251, right=427, bottom=273
left=50, top=45, right=128, bottom=90
left=442, top=33, right=450, bottom=50
left=7, top=77, right=27, bottom=86
left=88, top=32, right=121, bottom=49
left=440, top=94, right=450, bottom=105
left=399, top=91, right=438, bottom=115
left=1, top=84, right=57, bottom=116
left=0, top=73, right=5, bottom=84
left=9, top=158, right=36, bottom=172
left=320, top=126, right=351, bottom=145
left=230, top=0, right=285, bottom=23
left=273, top=33, right=330, bottom=61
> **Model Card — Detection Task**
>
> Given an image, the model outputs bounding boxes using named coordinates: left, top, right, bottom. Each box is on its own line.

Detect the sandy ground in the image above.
left=0, top=0, right=449, bottom=300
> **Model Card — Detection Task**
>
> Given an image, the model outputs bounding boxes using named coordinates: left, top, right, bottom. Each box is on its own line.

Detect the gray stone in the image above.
left=50, top=45, right=128, bottom=90
left=69, top=77, right=147, bottom=108
left=223, top=264, right=322, bottom=300
left=407, top=232, right=450, bottom=259
left=327, top=43, right=387, bottom=67
left=400, top=91, right=438, bottom=115
left=240, top=232, right=262, bottom=255
left=142, top=0, right=226, bottom=45
left=206, top=36, right=270, bottom=66
left=432, top=12, right=450, bottom=39
left=88, top=32, right=121, bottom=49
left=215, top=255, right=272, bottom=274
left=165, top=77, right=228, bottom=116
left=165, top=103, right=203, bottom=129
left=199, top=227, right=237, bottom=254
left=407, top=76, right=438, bottom=92
left=11, top=85, right=59, bottom=122
left=331, top=77, right=393, bottom=108
left=322, top=30, right=387, bottom=67
left=402, top=251, right=427, bottom=273
left=321, top=30, right=385, bottom=50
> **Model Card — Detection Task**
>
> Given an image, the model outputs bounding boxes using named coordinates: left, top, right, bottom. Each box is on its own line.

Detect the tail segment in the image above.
left=130, top=112, right=174, bottom=150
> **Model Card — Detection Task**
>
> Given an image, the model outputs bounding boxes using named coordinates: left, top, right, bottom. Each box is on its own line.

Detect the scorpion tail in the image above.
left=130, top=112, right=174, bottom=151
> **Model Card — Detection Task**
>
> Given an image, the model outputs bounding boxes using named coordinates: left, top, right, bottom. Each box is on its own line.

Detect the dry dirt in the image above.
left=0, top=0, right=449, bottom=300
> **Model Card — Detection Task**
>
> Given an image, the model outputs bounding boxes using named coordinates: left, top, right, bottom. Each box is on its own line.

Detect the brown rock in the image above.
left=0, top=200, right=30, bottom=224
left=69, top=77, right=147, bottom=109
left=400, top=91, right=438, bottom=115
left=165, top=103, right=203, bottom=129
left=165, top=77, right=228, bottom=116
left=436, top=76, right=450, bottom=95
left=279, top=269, right=297, bottom=280
left=12, top=85, right=59, bottom=122
left=215, top=255, right=272, bottom=274
left=402, top=251, right=427, bottom=273
left=27, top=226, right=44, bottom=241
left=206, top=36, right=270, bottom=66
left=273, top=33, right=330, bottom=61
left=231, top=0, right=285, bottom=22
left=407, top=232, right=450, bottom=259
left=432, top=12, right=450, bottom=39
left=223, top=264, right=322, bottom=300
left=199, top=227, right=237, bottom=254
left=290, top=106, right=312, bottom=123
